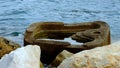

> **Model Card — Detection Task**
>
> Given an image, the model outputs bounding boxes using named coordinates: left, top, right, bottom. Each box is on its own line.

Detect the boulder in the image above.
left=40, top=61, right=44, bottom=68
left=58, top=41, right=120, bottom=68
left=51, top=50, right=73, bottom=67
left=0, top=36, right=20, bottom=58
left=0, top=45, right=41, bottom=68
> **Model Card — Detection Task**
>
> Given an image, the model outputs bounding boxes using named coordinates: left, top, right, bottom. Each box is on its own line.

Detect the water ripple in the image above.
left=0, top=0, right=120, bottom=45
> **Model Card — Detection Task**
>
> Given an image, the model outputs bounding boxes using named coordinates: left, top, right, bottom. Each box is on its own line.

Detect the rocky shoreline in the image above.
left=0, top=21, right=120, bottom=68
left=0, top=37, right=120, bottom=68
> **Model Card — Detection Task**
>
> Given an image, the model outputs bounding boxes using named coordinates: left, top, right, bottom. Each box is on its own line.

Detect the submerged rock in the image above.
left=0, top=36, right=20, bottom=58
left=0, top=45, right=41, bottom=68
left=58, top=41, right=120, bottom=68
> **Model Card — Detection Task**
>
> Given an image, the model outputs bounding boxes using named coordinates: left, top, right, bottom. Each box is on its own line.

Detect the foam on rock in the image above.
left=0, top=45, right=41, bottom=68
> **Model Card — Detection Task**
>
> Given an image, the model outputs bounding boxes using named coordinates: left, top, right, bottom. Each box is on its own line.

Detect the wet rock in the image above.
left=24, top=21, right=111, bottom=64
left=0, top=45, right=41, bottom=68
left=0, top=36, right=20, bottom=58
left=51, top=50, right=73, bottom=67
left=58, top=41, right=120, bottom=68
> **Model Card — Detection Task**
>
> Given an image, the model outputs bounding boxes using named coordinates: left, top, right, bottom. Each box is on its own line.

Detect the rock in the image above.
left=0, top=36, right=20, bottom=58
left=58, top=41, right=120, bottom=68
left=51, top=50, right=73, bottom=67
left=24, top=21, right=111, bottom=64
left=0, top=45, right=41, bottom=68
left=40, top=61, right=44, bottom=68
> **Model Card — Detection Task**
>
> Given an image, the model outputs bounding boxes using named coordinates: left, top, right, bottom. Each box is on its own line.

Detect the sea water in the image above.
left=0, top=0, right=120, bottom=46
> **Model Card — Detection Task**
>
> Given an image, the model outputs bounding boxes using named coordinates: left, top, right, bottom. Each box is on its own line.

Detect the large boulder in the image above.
left=0, top=45, right=41, bottom=68
left=58, top=41, right=120, bottom=68
left=0, top=36, right=20, bottom=58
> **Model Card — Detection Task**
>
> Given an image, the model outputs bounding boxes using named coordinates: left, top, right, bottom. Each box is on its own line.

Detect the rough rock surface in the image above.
left=40, top=61, right=44, bottom=68
left=58, top=41, right=120, bottom=68
left=0, top=45, right=41, bottom=68
left=51, top=50, right=73, bottom=67
left=0, top=36, right=20, bottom=58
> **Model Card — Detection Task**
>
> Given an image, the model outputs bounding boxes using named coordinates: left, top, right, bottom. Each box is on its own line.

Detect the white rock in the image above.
left=0, top=45, right=40, bottom=68
left=58, top=41, right=120, bottom=68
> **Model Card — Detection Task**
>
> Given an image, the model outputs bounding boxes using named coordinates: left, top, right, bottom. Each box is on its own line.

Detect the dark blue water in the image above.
left=0, top=0, right=120, bottom=45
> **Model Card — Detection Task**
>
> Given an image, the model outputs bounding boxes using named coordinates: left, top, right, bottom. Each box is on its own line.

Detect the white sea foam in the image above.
left=40, top=37, right=83, bottom=45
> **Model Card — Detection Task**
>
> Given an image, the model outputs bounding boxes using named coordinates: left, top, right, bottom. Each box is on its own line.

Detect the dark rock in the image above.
left=34, top=39, right=70, bottom=64
left=10, top=32, right=20, bottom=36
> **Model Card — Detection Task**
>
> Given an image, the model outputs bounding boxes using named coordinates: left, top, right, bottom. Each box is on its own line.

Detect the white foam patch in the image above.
left=40, top=37, right=83, bottom=45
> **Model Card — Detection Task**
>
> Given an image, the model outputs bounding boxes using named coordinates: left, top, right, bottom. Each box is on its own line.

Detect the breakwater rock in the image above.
left=0, top=45, right=42, bottom=68
left=0, top=36, right=20, bottom=58
left=51, top=50, right=73, bottom=67
left=58, top=41, right=120, bottom=68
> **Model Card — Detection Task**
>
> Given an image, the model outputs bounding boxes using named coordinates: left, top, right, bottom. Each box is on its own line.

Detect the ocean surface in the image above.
left=0, top=0, right=120, bottom=46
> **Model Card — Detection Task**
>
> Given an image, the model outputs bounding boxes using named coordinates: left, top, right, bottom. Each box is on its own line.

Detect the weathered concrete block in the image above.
left=71, top=21, right=110, bottom=49
left=24, top=21, right=110, bottom=64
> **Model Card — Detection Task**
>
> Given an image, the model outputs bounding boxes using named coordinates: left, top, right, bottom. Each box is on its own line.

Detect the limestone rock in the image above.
left=51, top=50, right=73, bottom=67
left=0, top=36, right=20, bottom=58
left=0, top=45, right=41, bottom=68
left=58, top=41, right=120, bottom=68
